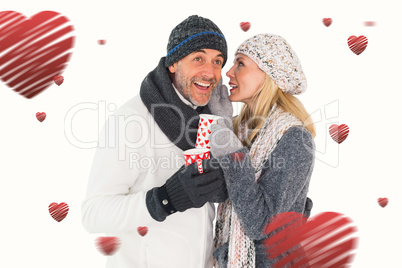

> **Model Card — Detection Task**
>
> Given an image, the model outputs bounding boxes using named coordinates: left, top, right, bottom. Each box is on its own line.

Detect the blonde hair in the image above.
left=233, top=74, right=316, bottom=147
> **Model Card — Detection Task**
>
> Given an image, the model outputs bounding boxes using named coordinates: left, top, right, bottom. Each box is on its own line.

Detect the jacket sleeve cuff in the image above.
left=146, top=186, right=177, bottom=222
left=165, top=175, right=193, bottom=212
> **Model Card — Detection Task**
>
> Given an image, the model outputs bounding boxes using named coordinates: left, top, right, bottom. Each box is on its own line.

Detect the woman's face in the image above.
left=226, top=53, right=266, bottom=106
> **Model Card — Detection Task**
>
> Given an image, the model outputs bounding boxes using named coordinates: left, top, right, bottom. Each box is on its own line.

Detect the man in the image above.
left=81, top=15, right=230, bottom=268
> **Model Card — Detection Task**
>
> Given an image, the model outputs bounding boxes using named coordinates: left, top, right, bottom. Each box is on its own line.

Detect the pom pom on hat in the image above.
left=236, top=34, right=307, bottom=95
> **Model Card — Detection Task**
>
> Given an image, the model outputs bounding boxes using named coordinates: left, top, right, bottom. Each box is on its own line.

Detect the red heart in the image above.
left=48, top=202, right=69, bottom=222
left=264, top=212, right=358, bottom=267
left=240, top=22, right=251, bottom=32
left=347, top=35, right=368, bottom=55
left=208, top=129, right=211, bottom=134
left=364, top=21, right=376, bottom=27
left=230, top=152, right=245, bottom=162
left=200, top=143, right=204, bottom=147
left=202, top=132, right=206, bottom=137
left=205, top=140, right=209, bottom=145
left=0, top=11, right=75, bottom=98
left=98, top=39, right=106, bottom=45
left=329, top=124, right=349, bottom=144
left=53, top=75, right=64, bottom=86
left=204, top=122, right=208, bottom=127
left=378, top=197, right=388, bottom=208
left=137, top=226, right=148, bottom=236
left=208, top=119, right=214, bottom=124
left=95, top=237, right=121, bottom=256
left=36, top=112, right=46, bottom=122
left=322, top=18, right=332, bottom=27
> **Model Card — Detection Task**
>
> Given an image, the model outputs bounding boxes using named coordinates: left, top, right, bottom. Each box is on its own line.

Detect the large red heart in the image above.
left=48, top=202, right=69, bottom=222
left=347, top=35, right=368, bottom=55
left=95, top=237, right=121, bottom=256
left=329, top=124, right=349, bottom=144
left=264, top=211, right=358, bottom=267
left=0, top=11, right=74, bottom=98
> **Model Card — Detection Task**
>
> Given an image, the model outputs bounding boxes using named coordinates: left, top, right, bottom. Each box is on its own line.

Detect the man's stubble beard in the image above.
left=174, top=62, right=215, bottom=107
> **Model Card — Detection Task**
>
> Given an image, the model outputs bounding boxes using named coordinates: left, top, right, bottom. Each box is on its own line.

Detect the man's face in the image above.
left=169, top=49, right=224, bottom=106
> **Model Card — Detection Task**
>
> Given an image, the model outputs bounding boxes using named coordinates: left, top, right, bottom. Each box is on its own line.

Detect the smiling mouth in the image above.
left=229, top=84, right=238, bottom=91
left=193, top=81, right=212, bottom=91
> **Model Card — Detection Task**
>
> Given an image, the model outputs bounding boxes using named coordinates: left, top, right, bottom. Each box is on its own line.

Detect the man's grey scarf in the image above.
left=140, top=57, right=211, bottom=151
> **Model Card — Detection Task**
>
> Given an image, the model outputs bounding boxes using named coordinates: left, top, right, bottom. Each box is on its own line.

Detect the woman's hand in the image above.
left=208, top=79, right=233, bottom=123
left=210, top=120, right=243, bottom=158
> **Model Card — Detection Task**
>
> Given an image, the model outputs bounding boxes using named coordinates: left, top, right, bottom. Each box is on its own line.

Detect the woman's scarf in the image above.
left=214, top=103, right=302, bottom=268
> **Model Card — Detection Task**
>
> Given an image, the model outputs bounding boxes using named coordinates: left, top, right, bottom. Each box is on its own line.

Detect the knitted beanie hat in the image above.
left=165, top=15, right=227, bottom=67
left=236, top=33, right=307, bottom=95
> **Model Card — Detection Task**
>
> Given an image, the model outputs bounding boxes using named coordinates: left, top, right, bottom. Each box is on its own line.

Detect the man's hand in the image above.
left=146, top=159, right=228, bottom=221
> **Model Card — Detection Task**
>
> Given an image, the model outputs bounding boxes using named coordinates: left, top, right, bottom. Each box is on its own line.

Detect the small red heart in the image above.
left=208, top=119, right=214, bottom=124
left=202, top=132, right=206, bottom=137
left=364, top=21, right=376, bottom=27
left=329, top=124, right=349, bottom=144
left=185, top=158, right=192, bottom=166
left=322, top=18, right=332, bottom=27
left=53, top=75, right=64, bottom=86
left=204, top=122, right=208, bottom=127
left=48, top=202, right=69, bottom=222
left=98, top=39, right=106, bottom=45
left=205, top=140, right=210, bottom=145
left=347, top=35, right=368, bottom=55
left=240, top=22, right=251, bottom=32
left=36, top=112, right=46, bottom=122
left=264, top=211, right=358, bottom=267
left=137, top=226, right=148, bottom=236
left=199, top=123, right=202, bottom=127
left=230, top=152, right=245, bottom=162
left=95, top=237, right=121, bottom=256
left=378, top=197, right=388, bottom=208
left=200, top=143, right=204, bottom=147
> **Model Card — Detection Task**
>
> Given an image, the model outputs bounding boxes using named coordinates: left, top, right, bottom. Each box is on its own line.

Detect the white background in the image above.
left=1, top=0, right=401, bottom=267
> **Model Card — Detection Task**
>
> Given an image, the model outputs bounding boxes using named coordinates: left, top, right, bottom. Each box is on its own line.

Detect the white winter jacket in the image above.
left=81, top=95, right=215, bottom=267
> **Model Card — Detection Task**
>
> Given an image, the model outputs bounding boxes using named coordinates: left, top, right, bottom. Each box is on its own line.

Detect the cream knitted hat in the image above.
left=236, top=33, right=307, bottom=95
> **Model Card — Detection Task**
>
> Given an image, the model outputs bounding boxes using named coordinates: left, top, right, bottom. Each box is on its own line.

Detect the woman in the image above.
left=210, top=34, right=315, bottom=267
